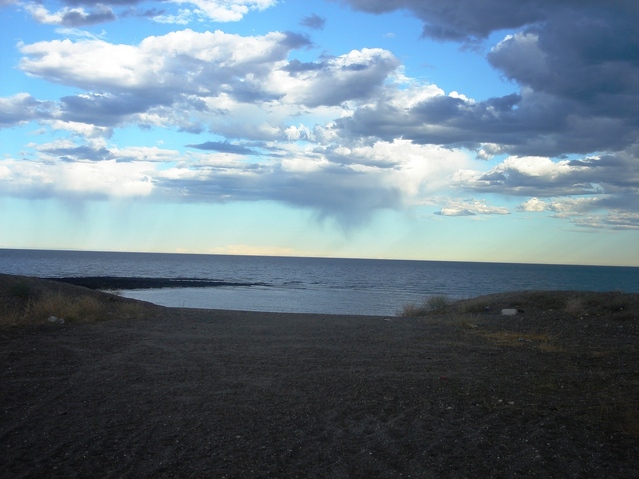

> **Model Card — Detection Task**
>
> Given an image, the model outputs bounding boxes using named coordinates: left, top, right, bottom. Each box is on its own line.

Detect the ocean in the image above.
left=1, top=249, right=637, bottom=316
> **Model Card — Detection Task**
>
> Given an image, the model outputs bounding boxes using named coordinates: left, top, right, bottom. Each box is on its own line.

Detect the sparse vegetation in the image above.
left=0, top=274, right=151, bottom=327
left=8, top=280, right=32, bottom=301
left=22, top=290, right=108, bottom=323
left=457, top=298, right=490, bottom=314
left=563, top=297, right=585, bottom=316
left=399, top=294, right=454, bottom=316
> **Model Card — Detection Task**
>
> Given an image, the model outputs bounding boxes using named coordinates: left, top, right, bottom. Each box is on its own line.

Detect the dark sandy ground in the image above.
left=1, top=274, right=638, bottom=478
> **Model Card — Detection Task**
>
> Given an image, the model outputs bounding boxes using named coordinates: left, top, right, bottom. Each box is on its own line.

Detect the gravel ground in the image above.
left=1, top=276, right=638, bottom=478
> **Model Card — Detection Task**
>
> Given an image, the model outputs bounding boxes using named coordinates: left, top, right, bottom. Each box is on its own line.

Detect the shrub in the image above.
left=1, top=289, right=148, bottom=326
left=8, top=281, right=32, bottom=301
left=563, top=297, right=584, bottom=316
left=399, top=294, right=453, bottom=316
left=456, top=296, right=492, bottom=314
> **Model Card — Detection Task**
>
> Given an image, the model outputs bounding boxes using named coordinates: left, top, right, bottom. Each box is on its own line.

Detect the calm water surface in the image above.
left=1, top=249, right=637, bottom=316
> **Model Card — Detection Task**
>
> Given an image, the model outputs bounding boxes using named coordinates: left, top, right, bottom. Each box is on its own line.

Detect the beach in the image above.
left=1, top=275, right=638, bottom=478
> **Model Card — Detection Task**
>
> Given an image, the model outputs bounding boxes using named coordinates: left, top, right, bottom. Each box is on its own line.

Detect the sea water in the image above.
left=0, top=249, right=637, bottom=316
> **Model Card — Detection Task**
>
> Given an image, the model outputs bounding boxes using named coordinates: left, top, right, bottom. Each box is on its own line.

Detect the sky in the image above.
left=1, top=0, right=638, bottom=266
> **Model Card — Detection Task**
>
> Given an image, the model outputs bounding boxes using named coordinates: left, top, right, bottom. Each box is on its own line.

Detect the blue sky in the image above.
left=1, top=0, right=638, bottom=266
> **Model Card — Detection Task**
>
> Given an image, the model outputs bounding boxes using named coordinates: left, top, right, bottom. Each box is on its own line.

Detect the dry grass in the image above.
left=25, top=290, right=105, bottom=323
left=399, top=294, right=454, bottom=316
left=0, top=274, right=151, bottom=327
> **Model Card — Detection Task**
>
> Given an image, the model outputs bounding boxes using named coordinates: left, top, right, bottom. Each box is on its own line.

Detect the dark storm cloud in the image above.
left=186, top=141, right=257, bottom=155
left=337, top=0, right=639, bottom=158
left=158, top=163, right=403, bottom=229
left=487, top=17, right=639, bottom=123
left=337, top=88, right=638, bottom=157
left=341, top=0, right=639, bottom=43
left=300, top=13, right=326, bottom=30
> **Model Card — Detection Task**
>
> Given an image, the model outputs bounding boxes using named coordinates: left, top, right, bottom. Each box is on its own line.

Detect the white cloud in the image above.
left=54, top=28, right=108, bottom=40
left=0, top=93, right=52, bottom=127
left=519, top=197, right=547, bottom=212
left=45, top=120, right=113, bottom=138
left=475, top=142, right=503, bottom=160
left=19, top=29, right=298, bottom=92
left=520, top=196, right=601, bottom=215
left=18, top=30, right=408, bottom=138
left=271, top=48, right=401, bottom=107
left=573, top=212, right=639, bottom=231
left=24, top=3, right=116, bottom=26
left=518, top=196, right=639, bottom=230
left=437, top=199, right=509, bottom=216
left=0, top=157, right=154, bottom=198
left=0, top=136, right=470, bottom=227
left=174, top=0, right=275, bottom=21
left=110, top=146, right=182, bottom=163
left=23, top=0, right=277, bottom=24
left=338, top=139, right=471, bottom=200
left=453, top=155, right=598, bottom=197
left=284, top=124, right=314, bottom=141
left=151, top=9, right=195, bottom=24
left=499, top=156, right=572, bottom=178
left=8, top=2, right=638, bottom=234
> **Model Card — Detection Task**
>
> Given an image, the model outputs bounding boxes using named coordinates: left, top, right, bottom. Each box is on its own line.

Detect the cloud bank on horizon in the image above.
left=1, top=0, right=638, bottom=262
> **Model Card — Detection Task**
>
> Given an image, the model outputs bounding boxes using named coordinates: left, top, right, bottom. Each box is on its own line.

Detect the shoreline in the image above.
left=43, top=276, right=268, bottom=290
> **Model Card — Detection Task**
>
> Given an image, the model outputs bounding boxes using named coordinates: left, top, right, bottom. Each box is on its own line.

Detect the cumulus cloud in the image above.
left=273, top=48, right=401, bottom=107
left=152, top=139, right=472, bottom=228
left=0, top=137, right=471, bottom=228
left=186, top=141, right=257, bottom=155
left=519, top=197, right=639, bottom=230
left=456, top=152, right=639, bottom=199
left=519, top=197, right=547, bottom=213
left=0, top=94, right=53, bottom=127
left=25, top=3, right=116, bottom=26
left=573, top=213, right=639, bottom=231
left=171, top=0, right=276, bottom=22
left=436, top=199, right=509, bottom=217
left=44, top=120, right=113, bottom=138
left=19, top=30, right=309, bottom=93
left=18, top=30, right=310, bottom=127
left=334, top=82, right=637, bottom=157
left=24, top=0, right=277, bottom=24
left=6, top=0, right=638, bottom=231
left=18, top=30, right=402, bottom=136
left=0, top=157, right=154, bottom=199
left=337, top=0, right=639, bottom=159
left=454, top=147, right=639, bottom=229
